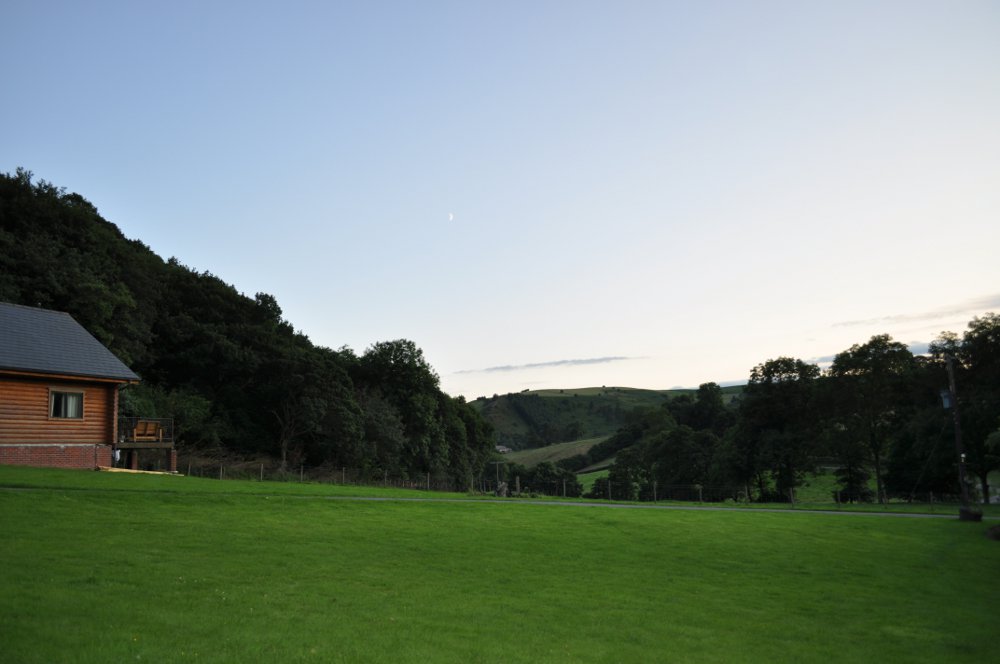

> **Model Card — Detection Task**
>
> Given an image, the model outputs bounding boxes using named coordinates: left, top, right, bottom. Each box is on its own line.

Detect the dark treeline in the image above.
left=0, top=169, right=493, bottom=486
left=497, top=461, right=584, bottom=498
left=574, top=327, right=999, bottom=504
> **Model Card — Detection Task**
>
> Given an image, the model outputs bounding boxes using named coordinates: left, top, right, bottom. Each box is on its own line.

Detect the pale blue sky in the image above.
left=3, top=1, right=999, bottom=398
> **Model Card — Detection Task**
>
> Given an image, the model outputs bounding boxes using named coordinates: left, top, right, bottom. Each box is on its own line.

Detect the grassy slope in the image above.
left=504, top=436, right=608, bottom=467
left=577, top=469, right=608, bottom=493
left=2, top=467, right=998, bottom=663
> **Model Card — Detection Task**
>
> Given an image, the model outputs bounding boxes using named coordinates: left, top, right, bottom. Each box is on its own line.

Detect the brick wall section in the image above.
left=0, top=444, right=112, bottom=469
left=123, top=448, right=178, bottom=472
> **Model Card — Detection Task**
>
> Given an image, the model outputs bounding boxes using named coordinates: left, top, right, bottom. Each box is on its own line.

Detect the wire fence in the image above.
left=162, top=454, right=989, bottom=507
left=178, top=457, right=467, bottom=492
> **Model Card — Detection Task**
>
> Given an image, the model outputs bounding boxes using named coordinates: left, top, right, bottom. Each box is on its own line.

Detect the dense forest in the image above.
left=480, top=327, right=998, bottom=505
left=0, top=169, right=494, bottom=486
left=581, top=327, right=1000, bottom=505
left=473, top=323, right=998, bottom=506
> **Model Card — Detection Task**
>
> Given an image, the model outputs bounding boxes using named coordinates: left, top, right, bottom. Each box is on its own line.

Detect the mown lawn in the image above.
left=1, top=466, right=997, bottom=663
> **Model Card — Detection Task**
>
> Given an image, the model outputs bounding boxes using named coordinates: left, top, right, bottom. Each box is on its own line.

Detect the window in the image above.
left=50, top=391, right=83, bottom=419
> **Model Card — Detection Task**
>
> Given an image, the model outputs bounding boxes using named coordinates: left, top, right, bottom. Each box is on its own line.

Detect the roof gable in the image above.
left=0, top=302, right=140, bottom=382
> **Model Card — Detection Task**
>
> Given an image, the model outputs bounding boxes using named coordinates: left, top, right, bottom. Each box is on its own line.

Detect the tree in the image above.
left=688, top=382, right=734, bottom=434
left=829, top=335, right=915, bottom=504
left=608, top=446, right=647, bottom=500
left=358, top=340, right=446, bottom=475
left=354, top=388, right=406, bottom=475
left=648, top=426, right=714, bottom=487
left=933, top=314, right=1000, bottom=502
left=737, top=358, right=820, bottom=501
left=822, top=422, right=873, bottom=502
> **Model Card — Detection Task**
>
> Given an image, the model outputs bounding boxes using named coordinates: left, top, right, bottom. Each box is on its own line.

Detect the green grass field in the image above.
left=1, top=466, right=998, bottom=663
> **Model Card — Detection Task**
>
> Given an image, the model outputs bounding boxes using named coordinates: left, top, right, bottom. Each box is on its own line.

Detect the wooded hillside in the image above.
left=473, top=386, right=742, bottom=450
left=0, top=169, right=493, bottom=485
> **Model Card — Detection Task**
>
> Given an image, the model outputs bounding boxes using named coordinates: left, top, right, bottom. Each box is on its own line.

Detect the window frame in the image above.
left=49, top=388, right=85, bottom=420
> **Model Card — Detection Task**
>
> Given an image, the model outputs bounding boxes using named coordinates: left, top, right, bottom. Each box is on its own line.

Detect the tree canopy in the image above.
left=0, top=169, right=493, bottom=484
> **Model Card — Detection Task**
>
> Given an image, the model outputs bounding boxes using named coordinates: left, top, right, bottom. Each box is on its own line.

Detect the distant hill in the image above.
left=471, top=385, right=743, bottom=450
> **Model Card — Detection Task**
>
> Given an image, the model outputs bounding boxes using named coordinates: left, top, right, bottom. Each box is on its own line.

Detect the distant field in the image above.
left=1, top=466, right=997, bottom=663
left=504, top=436, right=607, bottom=467
left=795, top=470, right=842, bottom=503
left=577, top=469, right=608, bottom=493
left=530, top=386, right=669, bottom=398
left=529, top=385, right=744, bottom=401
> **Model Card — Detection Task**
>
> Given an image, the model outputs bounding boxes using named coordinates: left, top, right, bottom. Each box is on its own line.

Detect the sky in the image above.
left=2, top=1, right=999, bottom=399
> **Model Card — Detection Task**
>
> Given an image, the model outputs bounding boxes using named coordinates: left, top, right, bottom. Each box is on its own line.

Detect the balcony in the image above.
left=118, top=417, right=175, bottom=449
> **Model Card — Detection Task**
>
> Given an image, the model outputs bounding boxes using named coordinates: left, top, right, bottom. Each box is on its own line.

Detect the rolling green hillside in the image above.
left=472, top=385, right=743, bottom=450
left=503, top=436, right=608, bottom=467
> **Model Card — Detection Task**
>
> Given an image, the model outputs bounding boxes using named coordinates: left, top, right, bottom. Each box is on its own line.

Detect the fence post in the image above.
left=260, top=463, right=264, bottom=482
left=653, top=480, right=657, bottom=503
left=219, top=465, right=223, bottom=480
left=187, top=462, right=192, bottom=476
left=427, top=472, right=430, bottom=492
left=607, top=479, right=612, bottom=501
left=789, top=488, right=795, bottom=507
left=563, top=479, right=566, bottom=498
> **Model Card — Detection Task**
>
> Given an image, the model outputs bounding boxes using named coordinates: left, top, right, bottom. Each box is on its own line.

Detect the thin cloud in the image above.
left=833, top=293, right=1000, bottom=327
left=833, top=294, right=1000, bottom=328
left=455, top=356, right=637, bottom=374
left=809, top=342, right=931, bottom=367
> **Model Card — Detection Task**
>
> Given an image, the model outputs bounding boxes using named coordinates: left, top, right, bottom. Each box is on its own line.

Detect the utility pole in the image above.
left=945, top=356, right=981, bottom=521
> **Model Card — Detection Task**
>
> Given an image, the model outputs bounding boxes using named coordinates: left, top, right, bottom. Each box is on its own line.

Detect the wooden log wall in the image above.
left=0, top=376, right=115, bottom=445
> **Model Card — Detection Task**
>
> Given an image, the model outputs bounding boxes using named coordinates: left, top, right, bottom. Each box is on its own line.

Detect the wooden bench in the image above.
left=133, top=420, right=163, bottom=442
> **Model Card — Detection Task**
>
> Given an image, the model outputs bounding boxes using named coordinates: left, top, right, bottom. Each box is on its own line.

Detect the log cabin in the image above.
left=0, top=302, right=175, bottom=471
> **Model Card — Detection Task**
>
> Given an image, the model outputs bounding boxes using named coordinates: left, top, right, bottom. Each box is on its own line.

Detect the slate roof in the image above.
left=0, top=302, right=140, bottom=382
